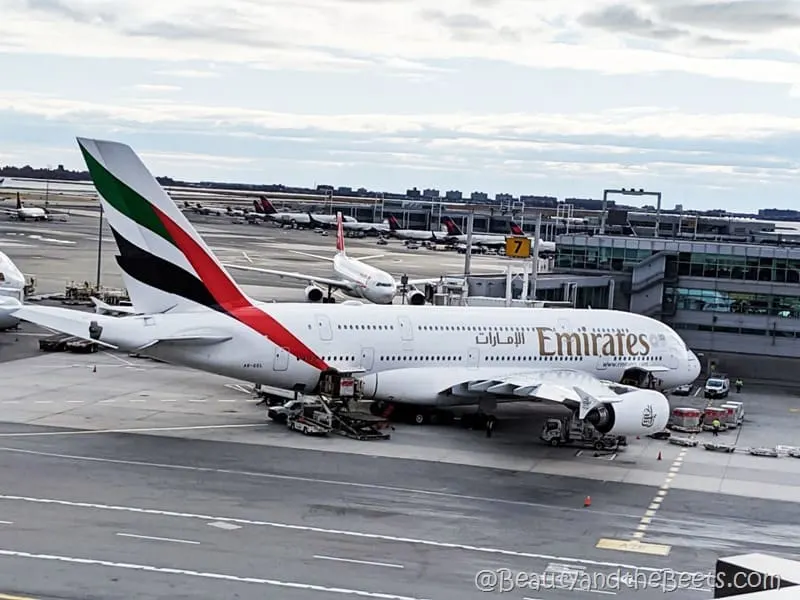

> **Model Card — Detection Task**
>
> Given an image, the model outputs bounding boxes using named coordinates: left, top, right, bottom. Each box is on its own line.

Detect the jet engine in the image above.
left=583, top=389, right=669, bottom=437
left=407, top=290, right=426, bottom=305
left=304, top=285, right=325, bottom=303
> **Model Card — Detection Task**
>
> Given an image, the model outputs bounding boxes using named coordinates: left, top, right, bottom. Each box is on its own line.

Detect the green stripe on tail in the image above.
left=80, top=144, right=172, bottom=243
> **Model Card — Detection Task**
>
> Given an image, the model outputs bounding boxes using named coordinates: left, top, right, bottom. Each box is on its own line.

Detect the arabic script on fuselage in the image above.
left=474, top=327, right=652, bottom=357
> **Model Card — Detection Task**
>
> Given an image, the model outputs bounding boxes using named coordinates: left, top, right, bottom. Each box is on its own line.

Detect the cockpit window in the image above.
left=375, top=282, right=394, bottom=287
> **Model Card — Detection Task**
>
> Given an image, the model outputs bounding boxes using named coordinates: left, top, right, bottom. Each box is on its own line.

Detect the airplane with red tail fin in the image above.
left=0, top=137, right=700, bottom=436
left=441, top=217, right=556, bottom=253
left=223, top=212, right=437, bottom=305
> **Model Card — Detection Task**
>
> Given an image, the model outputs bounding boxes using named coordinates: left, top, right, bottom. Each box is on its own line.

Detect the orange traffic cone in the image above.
left=657, top=451, right=662, bottom=461
left=584, top=495, right=591, bottom=507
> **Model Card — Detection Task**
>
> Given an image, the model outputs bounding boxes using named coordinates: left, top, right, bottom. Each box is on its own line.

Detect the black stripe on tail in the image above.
left=110, top=228, right=221, bottom=311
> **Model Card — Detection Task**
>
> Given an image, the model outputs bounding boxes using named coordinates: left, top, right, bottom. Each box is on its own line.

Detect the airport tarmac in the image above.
left=0, top=344, right=799, bottom=599
left=1, top=212, right=511, bottom=301
left=2, top=211, right=800, bottom=599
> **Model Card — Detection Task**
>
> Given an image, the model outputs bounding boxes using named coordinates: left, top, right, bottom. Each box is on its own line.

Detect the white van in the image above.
left=704, top=376, right=730, bottom=399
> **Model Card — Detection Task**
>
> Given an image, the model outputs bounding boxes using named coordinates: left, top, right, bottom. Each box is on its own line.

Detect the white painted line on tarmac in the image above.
left=0, top=446, right=661, bottom=523
left=314, top=555, right=404, bottom=569
left=0, top=493, right=672, bottom=573
left=0, top=549, right=426, bottom=600
left=116, top=532, right=200, bottom=545
left=102, top=351, right=136, bottom=366
left=0, top=424, right=264, bottom=438
left=207, top=521, right=241, bottom=531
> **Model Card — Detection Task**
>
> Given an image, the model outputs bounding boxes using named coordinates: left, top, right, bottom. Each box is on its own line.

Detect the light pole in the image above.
left=600, top=188, right=662, bottom=237
left=95, top=202, right=103, bottom=289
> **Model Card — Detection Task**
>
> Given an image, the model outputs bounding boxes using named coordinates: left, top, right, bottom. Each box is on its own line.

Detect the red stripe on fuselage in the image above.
left=152, top=206, right=329, bottom=371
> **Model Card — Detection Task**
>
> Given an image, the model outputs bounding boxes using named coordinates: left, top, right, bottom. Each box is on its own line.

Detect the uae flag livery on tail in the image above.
left=77, top=138, right=328, bottom=371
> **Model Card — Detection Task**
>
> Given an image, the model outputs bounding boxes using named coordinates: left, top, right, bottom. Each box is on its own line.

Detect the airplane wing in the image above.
left=222, top=263, right=354, bottom=291
left=433, top=368, right=640, bottom=419
left=405, top=277, right=441, bottom=286
left=352, top=254, right=384, bottom=261
left=90, top=297, right=137, bottom=315
left=288, top=250, right=334, bottom=262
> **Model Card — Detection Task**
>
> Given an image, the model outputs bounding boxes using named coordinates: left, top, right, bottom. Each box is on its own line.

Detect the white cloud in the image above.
left=0, top=91, right=798, bottom=142
left=2, top=0, right=800, bottom=208
left=0, top=0, right=798, bottom=83
left=154, top=69, right=218, bottom=79
left=133, top=84, right=181, bottom=92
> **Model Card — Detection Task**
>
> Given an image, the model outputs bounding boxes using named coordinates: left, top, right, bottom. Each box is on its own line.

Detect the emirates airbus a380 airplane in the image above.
left=0, top=138, right=701, bottom=438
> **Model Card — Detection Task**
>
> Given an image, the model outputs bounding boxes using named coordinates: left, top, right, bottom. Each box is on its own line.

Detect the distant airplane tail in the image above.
left=76, top=137, right=256, bottom=316
left=252, top=199, right=263, bottom=213
left=388, top=215, right=400, bottom=231
left=510, top=222, right=524, bottom=235
left=16, top=192, right=21, bottom=210
left=336, top=211, right=346, bottom=254
left=442, top=217, right=462, bottom=236
left=260, top=197, right=276, bottom=214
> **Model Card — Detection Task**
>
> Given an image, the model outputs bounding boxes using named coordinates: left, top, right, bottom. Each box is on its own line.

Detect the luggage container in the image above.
left=702, top=407, right=729, bottom=431
left=668, top=407, right=702, bottom=432
left=718, top=404, right=738, bottom=429
left=723, top=401, right=745, bottom=426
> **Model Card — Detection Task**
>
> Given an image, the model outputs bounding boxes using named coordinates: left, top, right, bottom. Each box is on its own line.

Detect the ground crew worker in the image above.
left=485, top=417, right=495, bottom=438
left=712, top=418, right=721, bottom=436
left=735, top=378, right=743, bottom=393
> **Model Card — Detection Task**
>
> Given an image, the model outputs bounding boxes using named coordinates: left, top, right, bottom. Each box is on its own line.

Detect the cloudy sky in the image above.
left=2, top=0, right=800, bottom=211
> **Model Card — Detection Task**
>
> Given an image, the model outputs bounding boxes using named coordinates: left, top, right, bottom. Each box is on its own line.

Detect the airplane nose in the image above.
left=689, top=351, right=701, bottom=380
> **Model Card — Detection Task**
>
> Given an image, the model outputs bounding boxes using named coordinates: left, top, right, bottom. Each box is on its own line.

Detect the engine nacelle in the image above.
left=304, top=285, right=324, bottom=303
left=407, top=290, right=426, bottom=305
left=584, top=389, right=669, bottom=437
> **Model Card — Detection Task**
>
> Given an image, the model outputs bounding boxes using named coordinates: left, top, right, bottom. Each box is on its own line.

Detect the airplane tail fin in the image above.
left=510, top=222, right=524, bottom=235
left=388, top=215, right=400, bottom=231
left=442, top=217, right=462, bottom=235
left=76, top=137, right=254, bottom=316
left=253, top=199, right=262, bottom=213
left=336, top=211, right=346, bottom=254
left=260, top=197, right=276, bottom=214
left=16, top=192, right=21, bottom=209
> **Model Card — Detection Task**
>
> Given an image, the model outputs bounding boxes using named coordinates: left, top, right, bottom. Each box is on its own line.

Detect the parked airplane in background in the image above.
left=1, top=137, right=700, bottom=440
left=1, top=193, right=48, bottom=221
left=249, top=197, right=355, bottom=228
left=181, top=201, right=244, bottom=217
left=0, top=250, right=24, bottom=329
left=386, top=215, right=449, bottom=242
left=224, top=212, right=435, bottom=305
left=442, top=217, right=557, bottom=253
left=338, top=216, right=391, bottom=236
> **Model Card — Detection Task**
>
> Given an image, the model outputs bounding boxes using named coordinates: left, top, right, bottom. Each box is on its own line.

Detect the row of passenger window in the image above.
left=329, top=323, right=633, bottom=334
left=319, top=354, right=666, bottom=363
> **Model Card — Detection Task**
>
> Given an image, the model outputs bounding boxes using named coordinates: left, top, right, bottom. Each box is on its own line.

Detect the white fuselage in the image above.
left=343, top=221, right=390, bottom=234
left=312, top=214, right=357, bottom=225
left=15, top=207, right=47, bottom=220
left=272, top=212, right=311, bottom=225
left=391, top=229, right=445, bottom=242
left=332, top=253, right=397, bottom=304
left=0, top=251, right=24, bottom=329
left=83, top=303, right=700, bottom=401
left=449, top=233, right=556, bottom=252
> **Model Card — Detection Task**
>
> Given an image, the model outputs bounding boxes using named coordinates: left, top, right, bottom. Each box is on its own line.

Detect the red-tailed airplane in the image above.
left=0, top=138, right=701, bottom=435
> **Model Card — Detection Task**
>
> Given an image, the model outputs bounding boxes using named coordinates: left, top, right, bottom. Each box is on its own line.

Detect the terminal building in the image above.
left=549, top=234, right=800, bottom=380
